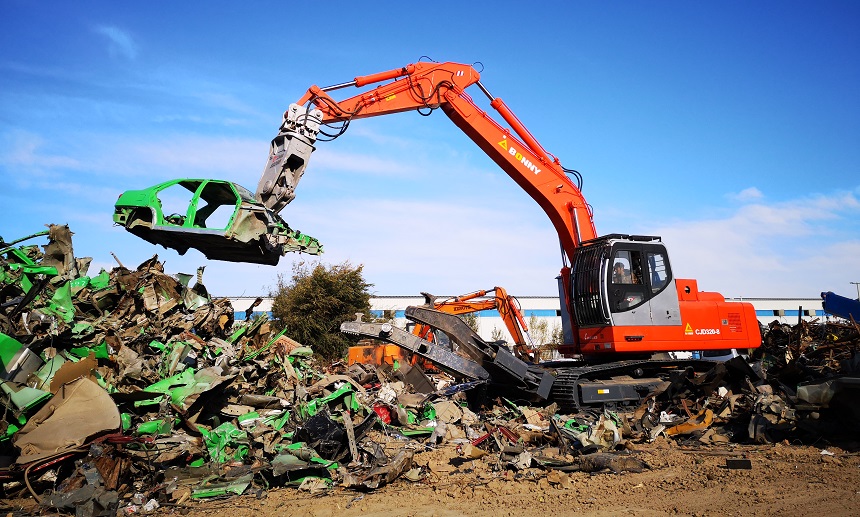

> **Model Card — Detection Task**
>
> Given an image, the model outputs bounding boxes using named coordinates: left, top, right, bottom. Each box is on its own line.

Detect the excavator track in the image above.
left=547, top=359, right=717, bottom=413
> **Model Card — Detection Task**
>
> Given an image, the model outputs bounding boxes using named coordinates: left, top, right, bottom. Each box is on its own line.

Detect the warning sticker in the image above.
left=685, top=323, right=694, bottom=336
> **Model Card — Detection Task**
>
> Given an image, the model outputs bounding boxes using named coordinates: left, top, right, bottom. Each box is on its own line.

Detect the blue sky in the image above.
left=1, top=1, right=858, bottom=299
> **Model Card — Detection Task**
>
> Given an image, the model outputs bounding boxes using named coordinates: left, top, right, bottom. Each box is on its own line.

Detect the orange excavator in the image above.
left=413, top=287, right=536, bottom=361
left=253, top=59, right=761, bottom=409
left=348, top=286, right=535, bottom=367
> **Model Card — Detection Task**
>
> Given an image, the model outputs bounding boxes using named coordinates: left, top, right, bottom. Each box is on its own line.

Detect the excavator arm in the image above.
left=256, top=61, right=598, bottom=262
left=256, top=61, right=599, bottom=348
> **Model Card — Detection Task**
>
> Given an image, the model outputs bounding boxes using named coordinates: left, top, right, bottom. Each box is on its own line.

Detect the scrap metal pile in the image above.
left=1, top=226, right=858, bottom=515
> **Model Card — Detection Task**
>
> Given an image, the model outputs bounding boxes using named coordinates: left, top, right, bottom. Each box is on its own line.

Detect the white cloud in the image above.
left=0, top=130, right=81, bottom=172
left=5, top=131, right=264, bottom=181
left=729, top=187, right=763, bottom=202
left=116, top=136, right=262, bottom=178
left=652, top=190, right=860, bottom=298
left=94, top=25, right=138, bottom=60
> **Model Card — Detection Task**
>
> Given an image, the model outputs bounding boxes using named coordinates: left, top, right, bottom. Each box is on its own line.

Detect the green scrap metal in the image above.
left=31, top=355, right=66, bottom=389
left=264, top=410, right=291, bottom=431
left=0, top=332, right=24, bottom=373
left=191, top=473, right=254, bottom=499
left=270, top=451, right=335, bottom=486
left=199, top=422, right=250, bottom=464
left=136, top=418, right=176, bottom=436
left=421, top=403, right=437, bottom=422
left=0, top=380, right=51, bottom=412
left=69, top=341, right=111, bottom=360
left=298, top=384, right=360, bottom=420
left=139, top=367, right=227, bottom=410
left=6, top=262, right=74, bottom=323
left=561, top=416, right=591, bottom=433
left=159, top=341, right=193, bottom=378
left=70, top=269, right=111, bottom=292
left=279, top=442, right=338, bottom=469
left=394, top=427, right=436, bottom=437
left=0, top=230, right=50, bottom=252
left=44, top=280, right=75, bottom=323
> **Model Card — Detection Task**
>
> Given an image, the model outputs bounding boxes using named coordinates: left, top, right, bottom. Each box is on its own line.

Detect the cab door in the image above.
left=607, top=245, right=651, bottom=326
left=607, top=243, right=680, bottom=327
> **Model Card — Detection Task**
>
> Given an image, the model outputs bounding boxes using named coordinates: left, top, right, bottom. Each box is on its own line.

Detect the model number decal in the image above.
left=685, top=323, right=720, bottom=336
left=695, top=328, right=720, bottom=335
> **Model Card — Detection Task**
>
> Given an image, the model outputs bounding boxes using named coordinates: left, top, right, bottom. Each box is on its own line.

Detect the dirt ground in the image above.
left=117, top=440, right=858, bottom=517
left=2, top=435, right=858, bottom=517
left=2, top=440, right=857, bottom=516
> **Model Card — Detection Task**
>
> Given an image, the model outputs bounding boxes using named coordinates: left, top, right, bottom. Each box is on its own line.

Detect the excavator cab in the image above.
left=570, top=234, right=678, bottom=328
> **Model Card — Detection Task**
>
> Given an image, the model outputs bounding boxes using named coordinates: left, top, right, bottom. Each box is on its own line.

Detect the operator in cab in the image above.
left=613, top=262, right=632, bottom=284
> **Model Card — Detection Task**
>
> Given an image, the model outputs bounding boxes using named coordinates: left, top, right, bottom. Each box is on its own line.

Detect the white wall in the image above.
left=228, top=294, right=830, bottom=346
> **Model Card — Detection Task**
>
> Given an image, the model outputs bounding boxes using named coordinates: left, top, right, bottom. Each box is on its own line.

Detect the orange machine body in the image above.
left=574, top=279, right=760, bottom=355
left=347, top=343, right=407, bottom=368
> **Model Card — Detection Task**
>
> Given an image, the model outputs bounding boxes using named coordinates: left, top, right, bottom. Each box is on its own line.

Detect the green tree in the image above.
left=527, top=314, right=563, bottom=360
left=270, top=260, right=373, bottom=360
left=490, top=326, right=506, bottom=342
left=459, top=312, right=480, bottom=334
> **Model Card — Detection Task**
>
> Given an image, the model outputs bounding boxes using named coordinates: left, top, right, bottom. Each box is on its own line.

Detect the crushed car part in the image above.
left=114, top=178, right=322, bottom=265
left=13, top=377, right=120, bottom=464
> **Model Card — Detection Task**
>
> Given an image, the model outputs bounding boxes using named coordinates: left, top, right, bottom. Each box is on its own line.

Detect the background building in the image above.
left=229, top=295, right=830, bottom=346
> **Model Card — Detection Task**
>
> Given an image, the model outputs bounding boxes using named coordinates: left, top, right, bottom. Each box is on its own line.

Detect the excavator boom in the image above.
left=257, top=61, right=597, bottom=261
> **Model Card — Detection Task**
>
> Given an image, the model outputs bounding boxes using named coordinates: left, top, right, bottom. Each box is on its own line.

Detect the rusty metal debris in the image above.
left=1, top=226, right=858, bottom=514
left=724, top=458, right=752, bottom=469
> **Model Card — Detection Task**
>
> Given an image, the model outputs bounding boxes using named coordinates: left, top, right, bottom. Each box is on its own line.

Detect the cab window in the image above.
left=646, top=251, right=670, bottom=293
left=611, top=250, right=643, bottom=285
left=609, top=249, right=646, bottom=312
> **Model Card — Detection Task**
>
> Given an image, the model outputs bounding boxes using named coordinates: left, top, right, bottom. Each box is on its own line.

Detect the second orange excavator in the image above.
left=413, top=287, right=536, bottom=361
left=348, top=286, right=535, bottom=367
